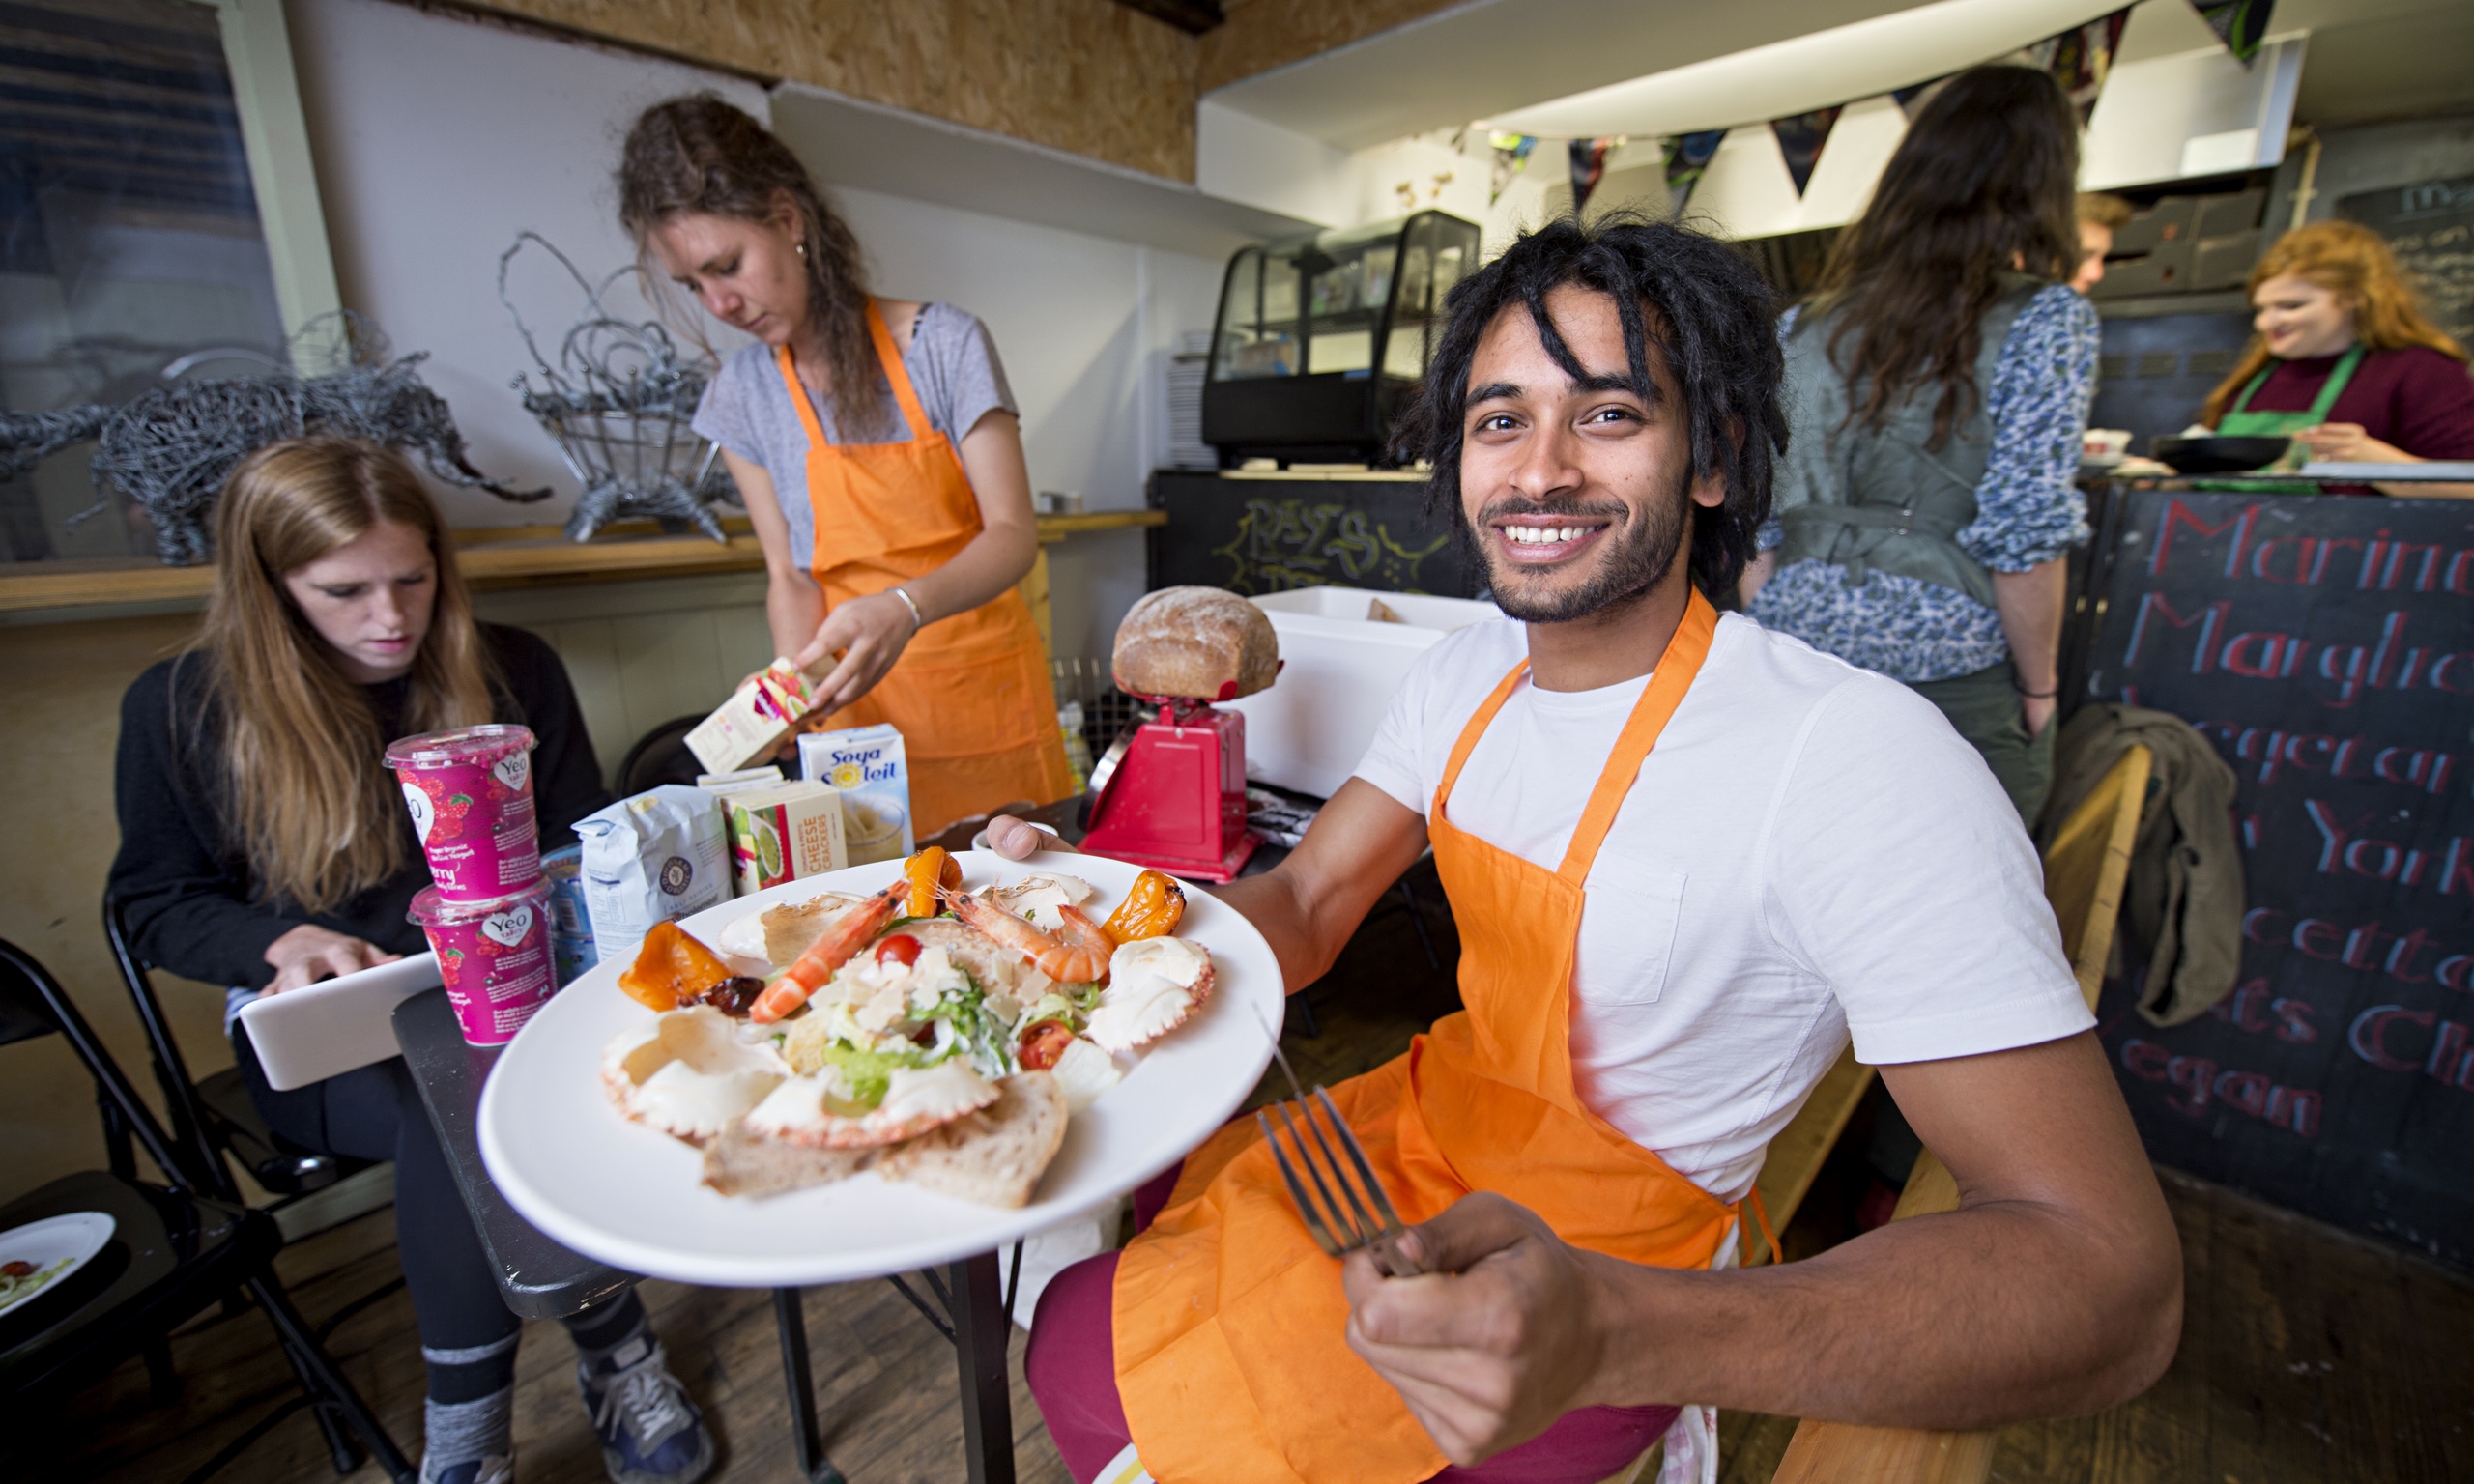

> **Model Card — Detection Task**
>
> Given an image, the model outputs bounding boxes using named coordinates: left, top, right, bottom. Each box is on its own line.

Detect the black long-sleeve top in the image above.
left=110, top=623, right=610, bottom=989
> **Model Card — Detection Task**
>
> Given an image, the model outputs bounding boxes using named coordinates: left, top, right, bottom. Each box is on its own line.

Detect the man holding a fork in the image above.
left=999, top=214, right=2180, bottom=1484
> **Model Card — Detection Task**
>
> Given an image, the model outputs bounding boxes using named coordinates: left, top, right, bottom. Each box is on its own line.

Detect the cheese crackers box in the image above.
left=724, top=781, right=848, bottom=895
left=797, top=724, right=912, bottom=866
left=684, top=660, right=816, bottom=774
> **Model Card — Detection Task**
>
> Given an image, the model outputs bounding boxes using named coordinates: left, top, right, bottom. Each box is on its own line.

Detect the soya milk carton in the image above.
left=798, top=724, right=912, bottom=865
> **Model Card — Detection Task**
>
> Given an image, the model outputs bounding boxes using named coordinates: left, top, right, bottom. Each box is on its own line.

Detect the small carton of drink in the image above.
left=798, top=724, right=913, bottom=866
left=684, top=660, right=816, bottom=774
left=723, top=780, right=848, bottom=895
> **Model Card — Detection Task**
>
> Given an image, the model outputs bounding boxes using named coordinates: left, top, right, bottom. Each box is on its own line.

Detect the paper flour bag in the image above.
left=573, top=785, right=730, bottom=962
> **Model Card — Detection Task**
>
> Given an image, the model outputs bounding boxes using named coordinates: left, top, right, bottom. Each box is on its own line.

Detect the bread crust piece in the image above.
left=876, top=1072, right=1069, bottom=1209
left=1110, top=586, right=1279, bottom=701
left=702, top=1126, right=875, bottom=1199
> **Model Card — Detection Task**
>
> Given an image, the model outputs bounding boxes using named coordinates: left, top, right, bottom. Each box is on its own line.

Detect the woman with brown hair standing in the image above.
left=109, top=439, right=711, bottom=1484
left=1741, top=65, right=2097, bottom=824
left=2198, top=218, right=2474, bottom=497
left=618, top=94, right=1073, bottom=837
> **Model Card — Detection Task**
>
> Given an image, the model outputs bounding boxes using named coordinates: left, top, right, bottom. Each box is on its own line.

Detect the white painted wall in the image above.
left=283, top=0, right=764, bottom=526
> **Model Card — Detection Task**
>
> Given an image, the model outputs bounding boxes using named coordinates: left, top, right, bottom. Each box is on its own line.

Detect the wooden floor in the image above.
left=37, top=871, right=2474, bottom=1482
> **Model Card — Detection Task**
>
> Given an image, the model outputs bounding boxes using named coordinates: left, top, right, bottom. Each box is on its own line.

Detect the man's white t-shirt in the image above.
left=1352, top=611, right=2092, bottom=1203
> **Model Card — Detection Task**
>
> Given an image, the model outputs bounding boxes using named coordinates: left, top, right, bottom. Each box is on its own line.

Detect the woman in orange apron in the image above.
left=618, top=95, right=1072, bottom=835
left=1030, top=594, right=1751, bottom=1484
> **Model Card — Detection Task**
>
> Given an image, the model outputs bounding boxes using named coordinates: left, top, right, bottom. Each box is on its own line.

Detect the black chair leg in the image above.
left=246, top=1273, right=416, bottom=1483
left=143, top=1335, right=180, bottom=1406
left=772, top=1287, right=847, bottom=1484
left=1289, top=992, right=1320, bottom=1040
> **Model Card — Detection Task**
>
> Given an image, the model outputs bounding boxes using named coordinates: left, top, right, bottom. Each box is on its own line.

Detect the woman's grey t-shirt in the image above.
left=692, top=301, right=1019, bottom=570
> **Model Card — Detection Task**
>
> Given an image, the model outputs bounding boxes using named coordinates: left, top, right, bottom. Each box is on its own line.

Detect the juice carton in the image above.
left=798, top=724, right=913, bottom=865
left=684, top=660, right=816, bottom=773
left=724, top=780, right=848, bottom=895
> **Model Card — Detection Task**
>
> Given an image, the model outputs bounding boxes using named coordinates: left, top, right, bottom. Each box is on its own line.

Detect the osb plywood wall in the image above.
left=469, top=0, right=1204, bottom=180
left=455, top=0, right=1468, bottom=183
left=1199, top=0, right=1465, bottom=96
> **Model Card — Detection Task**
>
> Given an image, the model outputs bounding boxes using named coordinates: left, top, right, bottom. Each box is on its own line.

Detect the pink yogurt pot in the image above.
left=386, top=725, right=540, bottom=902
left=410, top=882, right=557, bottom=1045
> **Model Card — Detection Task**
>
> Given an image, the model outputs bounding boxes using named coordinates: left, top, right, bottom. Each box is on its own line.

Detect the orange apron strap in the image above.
left=1434, top=660, right=1532, bottom=817
left=775, top=344, right=832, bottom=452
left=1556, top=589, right=1718, bottom=883
left=1742, top=1187, right=1782, bottom=1266
left=864, top=301, right=935, bottom=442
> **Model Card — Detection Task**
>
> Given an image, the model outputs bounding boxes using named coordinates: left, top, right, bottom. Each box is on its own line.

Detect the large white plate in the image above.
left=479, top=849, right=1280, bottom=1286
left=0, top=1211, right=114, bottom=1319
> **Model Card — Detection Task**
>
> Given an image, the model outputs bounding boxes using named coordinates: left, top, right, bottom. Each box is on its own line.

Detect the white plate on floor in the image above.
left=0, top=1212, right=115, bottom=1319
left=478, top=849, right=1280, bottom=1287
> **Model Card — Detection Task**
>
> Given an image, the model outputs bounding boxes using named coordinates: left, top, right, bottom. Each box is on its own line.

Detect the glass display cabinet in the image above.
left=1202, top=210, right=1481, bottom=468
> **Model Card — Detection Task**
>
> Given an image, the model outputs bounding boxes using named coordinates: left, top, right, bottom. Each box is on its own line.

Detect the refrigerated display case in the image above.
left=1202, top=210, right=1480, bottom=467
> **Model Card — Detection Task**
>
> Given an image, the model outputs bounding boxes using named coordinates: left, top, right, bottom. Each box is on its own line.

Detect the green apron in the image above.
left=2195, top=344, right=2364, bottom=492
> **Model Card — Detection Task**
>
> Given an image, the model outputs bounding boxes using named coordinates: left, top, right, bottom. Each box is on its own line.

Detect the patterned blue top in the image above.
left=1746, top=283, right=2098, bottom=683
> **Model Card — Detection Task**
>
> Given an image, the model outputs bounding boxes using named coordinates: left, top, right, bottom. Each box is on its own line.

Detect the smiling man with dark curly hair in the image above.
left=996, top=214, right=2181, bottom=1484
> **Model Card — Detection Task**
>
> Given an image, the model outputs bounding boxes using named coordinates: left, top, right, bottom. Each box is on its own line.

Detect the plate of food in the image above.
left=478, top=847, right=1280, bottom=1286
left=0, top=1211, right=114, bottom=1320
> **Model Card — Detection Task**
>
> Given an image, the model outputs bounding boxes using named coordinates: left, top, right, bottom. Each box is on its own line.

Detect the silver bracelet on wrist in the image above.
left=889, top=585, right=924, bottom=631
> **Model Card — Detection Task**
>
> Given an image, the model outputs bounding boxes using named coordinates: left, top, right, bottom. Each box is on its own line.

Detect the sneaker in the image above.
left=419, top=1454, right=513, bottom=1484
left=577, top=1337, right=715, bottom=1484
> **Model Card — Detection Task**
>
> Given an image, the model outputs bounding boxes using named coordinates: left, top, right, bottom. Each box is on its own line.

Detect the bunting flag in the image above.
left=1568, top=137, right=1613, bottom=215
left=2018, top=7, right=2131, bottom=123
left=1770, top=107, right=1841, bottom=196
left=2188, top=0, right=2275, bottom=64
left=1891, top=77, right=1947, bottom=120
left=1662, top=130, right=1724, bottom=216
left=1489, top=131, right=1539, bottom=205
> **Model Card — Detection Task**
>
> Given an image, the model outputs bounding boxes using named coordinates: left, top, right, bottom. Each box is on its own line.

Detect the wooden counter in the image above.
left=0, top=510, right=1165, bottom=617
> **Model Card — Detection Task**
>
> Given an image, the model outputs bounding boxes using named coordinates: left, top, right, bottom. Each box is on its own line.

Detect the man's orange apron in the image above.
left=1113, top=591, right=1740, bottom=1484
left=774, top=305, right=1073, bottom=839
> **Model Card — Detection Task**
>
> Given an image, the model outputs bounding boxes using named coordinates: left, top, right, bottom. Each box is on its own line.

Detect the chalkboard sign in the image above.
left=2078, top=488, right=2474, bottom=1267
left=1146, top=471, right=1481, bottom=598
left=2339, top=174, right=2474, bottom=349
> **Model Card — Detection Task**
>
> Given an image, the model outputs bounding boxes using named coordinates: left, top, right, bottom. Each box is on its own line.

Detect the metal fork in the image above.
left=1254, top=1039, right=1422, bottom=1276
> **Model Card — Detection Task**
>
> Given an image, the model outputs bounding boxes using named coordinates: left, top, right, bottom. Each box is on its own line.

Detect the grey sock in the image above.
left=423, top=1387, right=513, bottom=1469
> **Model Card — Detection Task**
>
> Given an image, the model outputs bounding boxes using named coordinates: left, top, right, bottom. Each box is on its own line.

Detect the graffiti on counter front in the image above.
left=1211, top=498, right=1453, bottom=595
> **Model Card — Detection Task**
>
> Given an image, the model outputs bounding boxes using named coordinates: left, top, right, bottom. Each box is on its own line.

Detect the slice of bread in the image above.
left=876, top=1071, right=1068, bottom=1209
left=762, top=891, right=864, bottom=965
left=702, top=1123, right=875, bottom=1199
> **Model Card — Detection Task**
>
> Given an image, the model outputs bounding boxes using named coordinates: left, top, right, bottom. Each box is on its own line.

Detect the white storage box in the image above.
left=1224, top=586, right=1502, bottom=799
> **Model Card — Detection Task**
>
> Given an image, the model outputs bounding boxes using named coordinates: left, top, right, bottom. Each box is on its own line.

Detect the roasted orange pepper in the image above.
left=903, top=845, right=961, bottom=918
left=617, top=921, right=731, bottom=1012
left=1101, top=870, right=1185, bottom=945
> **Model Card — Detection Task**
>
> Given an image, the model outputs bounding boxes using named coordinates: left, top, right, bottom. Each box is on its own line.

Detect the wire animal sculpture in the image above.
left=0, top=314, right=546, bottom=565
left=499, top=232, right=737, bottom=543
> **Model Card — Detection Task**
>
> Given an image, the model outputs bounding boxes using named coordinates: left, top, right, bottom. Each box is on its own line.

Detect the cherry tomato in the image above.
left=1017, top=1020, right=1076, bottom=1071
left=875, top=934, right=922, bottom=967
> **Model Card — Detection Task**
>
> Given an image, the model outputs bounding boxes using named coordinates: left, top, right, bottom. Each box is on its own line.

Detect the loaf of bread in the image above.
left=1111, top=586, right=1280, bottom=701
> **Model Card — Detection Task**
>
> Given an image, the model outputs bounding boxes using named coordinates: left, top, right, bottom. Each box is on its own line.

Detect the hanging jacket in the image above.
left=2038, top=704, right=2244, bottom=1025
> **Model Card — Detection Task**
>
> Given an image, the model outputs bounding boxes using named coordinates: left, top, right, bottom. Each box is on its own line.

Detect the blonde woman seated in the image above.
left=108, top=438, right=712, bottom=1484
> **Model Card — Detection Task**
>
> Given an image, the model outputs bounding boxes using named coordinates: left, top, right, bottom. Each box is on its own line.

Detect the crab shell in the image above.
left=740, top=1058, right=1002, bottom=1149
left=602, top=1006, right=793, bottom=1144
left=1085, top=936, right=1215, bottom=1054
left=988, top=872, right=1098, bottom=932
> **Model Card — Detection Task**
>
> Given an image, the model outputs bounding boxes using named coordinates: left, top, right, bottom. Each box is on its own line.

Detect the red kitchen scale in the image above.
left=1079, top=693, right=1258, bottom=883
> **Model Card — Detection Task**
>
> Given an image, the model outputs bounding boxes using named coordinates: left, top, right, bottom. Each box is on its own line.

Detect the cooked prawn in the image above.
left=1053, top=904, right=1116, bottom=963
left=750, top=880, right=906, bottom=1024
left=942, top=886, right=1111, bottom=985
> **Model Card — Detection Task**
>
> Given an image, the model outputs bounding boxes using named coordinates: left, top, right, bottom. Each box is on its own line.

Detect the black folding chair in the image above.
left=0, top=936, right=414, bottom=1482
left=102, top=896, right=375, bottom=1205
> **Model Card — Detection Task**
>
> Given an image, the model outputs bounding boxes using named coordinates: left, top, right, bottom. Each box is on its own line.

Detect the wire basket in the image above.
left=500, top=233, right=737, bottom=542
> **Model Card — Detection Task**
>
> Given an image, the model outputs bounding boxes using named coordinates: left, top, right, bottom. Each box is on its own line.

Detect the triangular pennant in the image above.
left=1770, top=107, right=1841, bottom=196
left=2015, top=7, right=2132, bottom=124
left=1662, top=130, right=1724, bottom=217
left=1489, top=131, right=1538, bottom=206
left=1892, top=76, right=1949, bottom=120
left=1569, top=137, right=1612, bottom=216
left=2187, top=0, right=2275, bottom=64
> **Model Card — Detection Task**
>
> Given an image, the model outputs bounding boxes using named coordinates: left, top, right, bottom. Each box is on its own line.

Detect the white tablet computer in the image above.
left=238, top=953, right=443, bottom=1092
